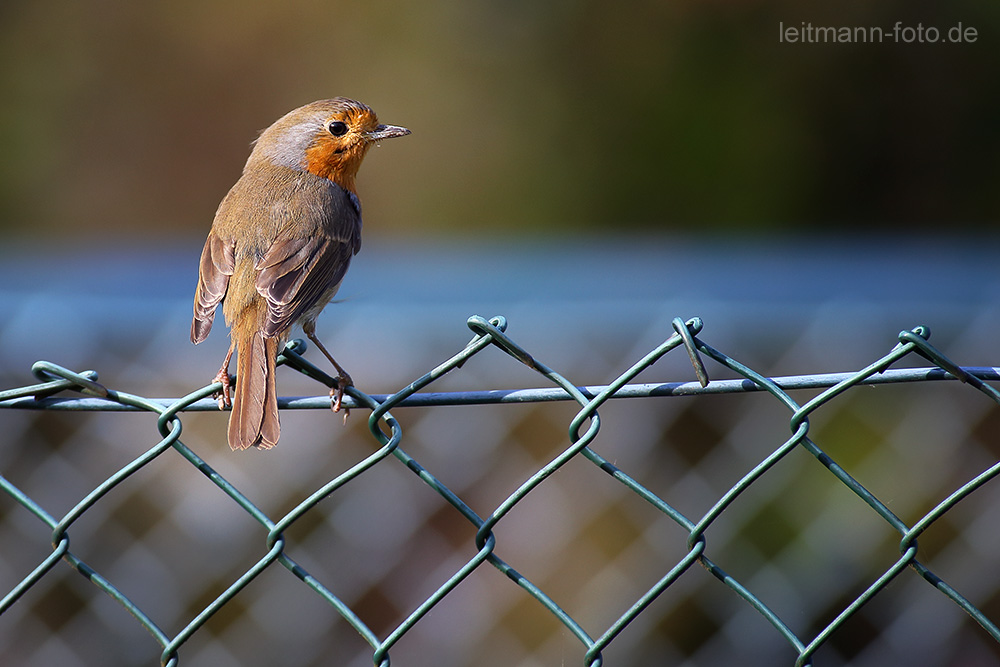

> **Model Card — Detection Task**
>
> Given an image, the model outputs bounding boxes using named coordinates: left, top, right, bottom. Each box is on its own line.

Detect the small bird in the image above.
left=191, top=98, right=409, bottom=450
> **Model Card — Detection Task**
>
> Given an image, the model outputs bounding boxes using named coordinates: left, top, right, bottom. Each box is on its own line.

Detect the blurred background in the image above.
left=2, top=1, right=1000, bottom=665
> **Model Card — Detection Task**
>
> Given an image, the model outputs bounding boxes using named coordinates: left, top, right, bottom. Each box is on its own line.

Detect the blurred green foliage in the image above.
left=0, top=0, right=997, bottom=241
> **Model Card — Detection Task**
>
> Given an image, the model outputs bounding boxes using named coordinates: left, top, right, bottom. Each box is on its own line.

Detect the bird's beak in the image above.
left=366, top=124, right=411, bottom=142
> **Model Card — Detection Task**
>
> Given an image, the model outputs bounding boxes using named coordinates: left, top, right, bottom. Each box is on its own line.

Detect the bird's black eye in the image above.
left=328, top=121, right=348, bottom=137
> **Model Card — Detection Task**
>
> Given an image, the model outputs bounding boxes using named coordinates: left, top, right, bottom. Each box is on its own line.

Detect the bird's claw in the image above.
left=213, top=370, right=233, bottom=410
left=330, top=373, right=353, bottom=424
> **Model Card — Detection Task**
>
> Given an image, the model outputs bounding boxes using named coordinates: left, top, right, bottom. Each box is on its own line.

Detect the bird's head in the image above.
left=249, top=98, right=410, bottom=192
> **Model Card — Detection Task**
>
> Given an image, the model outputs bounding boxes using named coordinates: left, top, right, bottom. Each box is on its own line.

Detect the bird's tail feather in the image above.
left=229, top=330, right=280, bottom=450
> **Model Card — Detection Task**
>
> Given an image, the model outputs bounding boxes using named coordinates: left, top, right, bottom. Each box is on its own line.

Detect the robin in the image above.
left=191, top=98, right=410, bottom=450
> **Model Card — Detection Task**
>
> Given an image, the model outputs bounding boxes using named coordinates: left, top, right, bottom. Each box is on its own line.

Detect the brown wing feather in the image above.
left=191, top=232, right=236, bottom=344
left=254, top=230, right=356, bottom=338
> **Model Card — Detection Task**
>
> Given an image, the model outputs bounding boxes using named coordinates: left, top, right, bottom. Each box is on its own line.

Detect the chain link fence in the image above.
left=3, top=310, right=1000, bottom=666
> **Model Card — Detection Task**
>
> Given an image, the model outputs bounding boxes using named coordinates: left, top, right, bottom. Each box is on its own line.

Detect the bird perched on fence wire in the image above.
left=191, top=98, right=410, bottom=450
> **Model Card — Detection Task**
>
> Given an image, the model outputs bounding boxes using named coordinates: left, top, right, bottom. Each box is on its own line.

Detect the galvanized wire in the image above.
left=2, top=314, right=1000, bottom=666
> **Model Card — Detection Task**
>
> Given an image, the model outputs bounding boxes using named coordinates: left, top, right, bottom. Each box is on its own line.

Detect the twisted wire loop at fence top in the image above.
left=3, top=315, right=1000, bottom=666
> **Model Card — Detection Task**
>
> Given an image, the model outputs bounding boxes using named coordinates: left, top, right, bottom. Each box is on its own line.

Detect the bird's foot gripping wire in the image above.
left=213, top=368, right=233, bottom=410
left=211, top=344, right=236, bottom=410
left=330, top=371, right=353, bottom=424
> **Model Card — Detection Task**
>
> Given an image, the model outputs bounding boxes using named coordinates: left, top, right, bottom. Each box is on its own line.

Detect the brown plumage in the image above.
left=191, top=98, right=409, bottom=450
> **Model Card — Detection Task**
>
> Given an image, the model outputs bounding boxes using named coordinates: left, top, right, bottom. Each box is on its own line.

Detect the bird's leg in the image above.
left=303, top=323, right=353, bottom=418
left=213, top=342, right=235, bottom=410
